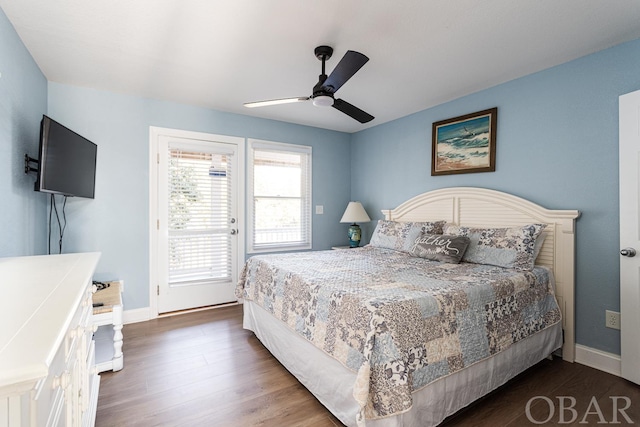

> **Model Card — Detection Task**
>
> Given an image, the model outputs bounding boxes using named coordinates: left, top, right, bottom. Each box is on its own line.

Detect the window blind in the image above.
left=168, top=148, right=232, bottom=285
left=248, top=141, right=312, bottom=252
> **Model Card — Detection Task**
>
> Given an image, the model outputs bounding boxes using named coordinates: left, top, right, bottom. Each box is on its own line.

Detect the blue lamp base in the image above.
left=347, top=223, right=362, bottom=248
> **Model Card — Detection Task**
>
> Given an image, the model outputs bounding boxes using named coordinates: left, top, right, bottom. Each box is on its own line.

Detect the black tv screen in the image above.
left=35, top=115, right=97, bottom=199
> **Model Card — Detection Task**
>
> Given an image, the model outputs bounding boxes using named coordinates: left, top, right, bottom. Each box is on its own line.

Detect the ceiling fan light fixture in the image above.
left=312, top=95, right=334, bottom=107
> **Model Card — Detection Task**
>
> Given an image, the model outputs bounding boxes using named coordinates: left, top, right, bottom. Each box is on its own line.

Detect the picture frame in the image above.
left=431, top=107, right=497, bottom=176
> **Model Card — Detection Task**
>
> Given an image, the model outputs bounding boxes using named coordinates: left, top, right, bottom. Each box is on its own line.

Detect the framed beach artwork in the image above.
left=431, top=107, right=497, bottom=176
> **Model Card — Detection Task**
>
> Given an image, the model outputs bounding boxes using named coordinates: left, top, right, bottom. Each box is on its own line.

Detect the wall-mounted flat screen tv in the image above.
left=35, top=115, right=97, bottom=199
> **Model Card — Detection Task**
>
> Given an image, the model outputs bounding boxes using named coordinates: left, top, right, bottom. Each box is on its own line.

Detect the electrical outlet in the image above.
left=605, top=310, right=621, bottom=330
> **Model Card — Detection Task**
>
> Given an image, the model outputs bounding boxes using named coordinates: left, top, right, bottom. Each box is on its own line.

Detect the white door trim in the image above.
left=149, top=126, right=245, bottom=318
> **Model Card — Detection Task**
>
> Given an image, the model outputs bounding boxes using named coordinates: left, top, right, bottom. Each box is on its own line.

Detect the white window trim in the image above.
left=247, top=138, right=312, bottom=254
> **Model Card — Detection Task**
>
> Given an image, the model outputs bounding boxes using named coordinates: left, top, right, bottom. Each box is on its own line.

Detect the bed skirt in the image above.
left=242, top=300, right=563, bottom=427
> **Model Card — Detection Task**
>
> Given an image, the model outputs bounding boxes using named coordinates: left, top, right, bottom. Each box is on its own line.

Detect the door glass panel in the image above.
left=168, top=149, right=231, bottom=286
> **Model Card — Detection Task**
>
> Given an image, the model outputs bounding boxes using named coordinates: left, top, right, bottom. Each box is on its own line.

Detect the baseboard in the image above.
left=123, top=303, right=240, bottom=325
left=574, top=344, right=621, bottom=377
left=123, top=307, right=152, bottom=324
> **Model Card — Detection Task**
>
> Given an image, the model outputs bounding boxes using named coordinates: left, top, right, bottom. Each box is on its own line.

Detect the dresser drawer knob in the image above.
left=52, top=372, right=70, bottom=389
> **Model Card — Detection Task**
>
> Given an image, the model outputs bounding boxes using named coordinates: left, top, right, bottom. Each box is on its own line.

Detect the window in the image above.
left=167, top=144, right=234, bottom=285
left=248, top=139, right=312, bottom=253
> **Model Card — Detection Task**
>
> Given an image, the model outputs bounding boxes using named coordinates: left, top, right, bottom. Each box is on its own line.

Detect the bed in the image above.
left=236, top=187, right=580, bottom=426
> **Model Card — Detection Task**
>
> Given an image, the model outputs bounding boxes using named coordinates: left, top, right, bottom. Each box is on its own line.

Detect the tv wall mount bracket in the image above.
left=24, top=154, right=39, bottom=174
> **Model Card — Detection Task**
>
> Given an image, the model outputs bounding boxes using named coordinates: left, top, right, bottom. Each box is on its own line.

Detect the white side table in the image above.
left=331, top=246, right=355, bottom=250
left=93, top=280, right=124, bottom=372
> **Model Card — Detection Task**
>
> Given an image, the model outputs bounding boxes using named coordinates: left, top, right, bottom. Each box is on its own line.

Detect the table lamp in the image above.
left=340, top=201, right=371, bottom=247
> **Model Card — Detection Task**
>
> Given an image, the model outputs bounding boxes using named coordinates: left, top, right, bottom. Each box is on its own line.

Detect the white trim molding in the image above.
left=123, top=307, right=152, bottom=325
left=575, top=344, right=621, bottom=377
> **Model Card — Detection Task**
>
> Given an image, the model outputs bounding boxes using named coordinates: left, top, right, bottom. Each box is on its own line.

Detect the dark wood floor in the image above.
left=96, top=305, right=640, bottom=426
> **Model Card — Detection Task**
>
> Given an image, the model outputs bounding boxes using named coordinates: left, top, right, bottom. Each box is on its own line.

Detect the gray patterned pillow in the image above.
left=369, top=220, right=446, bottom=252
left=443, top=223, right=547, bottom=271
left=409, top=233, right=471, bottom=263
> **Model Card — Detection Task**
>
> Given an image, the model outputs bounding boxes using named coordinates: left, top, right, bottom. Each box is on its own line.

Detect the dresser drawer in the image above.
left=33, top=281, right=97, bottom=426
left=65, top=287, right=93, bottom=361
left=44, top=387, right=66, bottom=427
left=33, top=329, right=70, bottom=426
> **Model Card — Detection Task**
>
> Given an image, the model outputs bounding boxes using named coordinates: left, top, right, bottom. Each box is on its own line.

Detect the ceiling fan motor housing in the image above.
left=313, top=45, right=336, bottom=104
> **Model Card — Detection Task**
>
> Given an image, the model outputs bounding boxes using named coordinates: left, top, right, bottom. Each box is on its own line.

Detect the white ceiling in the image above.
left=2, top=1, right=640, bottom=133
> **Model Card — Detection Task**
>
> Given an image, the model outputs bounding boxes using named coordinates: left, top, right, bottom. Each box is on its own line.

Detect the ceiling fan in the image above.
left=244, top=46, right=374, bottom=124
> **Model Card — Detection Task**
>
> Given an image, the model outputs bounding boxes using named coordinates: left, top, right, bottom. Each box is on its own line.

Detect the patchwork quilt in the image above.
left=236, top=246, right=561, bottom=421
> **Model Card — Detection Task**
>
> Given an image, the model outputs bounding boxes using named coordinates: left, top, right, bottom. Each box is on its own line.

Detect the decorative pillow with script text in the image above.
left=409, top=233, right=471, bottom=263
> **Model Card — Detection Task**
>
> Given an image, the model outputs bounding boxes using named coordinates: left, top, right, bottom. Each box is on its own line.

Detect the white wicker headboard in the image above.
left=381, top=187, right=580, bottom=362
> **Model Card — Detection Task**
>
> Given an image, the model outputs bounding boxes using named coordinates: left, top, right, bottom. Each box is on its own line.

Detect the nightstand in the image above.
left=93, top=280, right=124, bottom=372
left=331, top=246, right=354, bottom=250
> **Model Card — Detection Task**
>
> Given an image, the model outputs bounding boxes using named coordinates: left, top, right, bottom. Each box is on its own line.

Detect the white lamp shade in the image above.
left=340, top=201, right=371, bottom=223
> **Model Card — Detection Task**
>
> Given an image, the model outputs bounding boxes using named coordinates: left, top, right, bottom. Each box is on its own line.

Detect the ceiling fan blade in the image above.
left=322, top=50, right=369, bottom=94
left=244, top=97, right=309, bottom=108
left=332, top=98, right=374, bottom=123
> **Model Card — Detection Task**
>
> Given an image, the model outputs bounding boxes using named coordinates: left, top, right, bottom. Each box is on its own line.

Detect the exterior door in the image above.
left=154, top=130, right=242, bottom=314
left=620, top=89, right=640, bottom=384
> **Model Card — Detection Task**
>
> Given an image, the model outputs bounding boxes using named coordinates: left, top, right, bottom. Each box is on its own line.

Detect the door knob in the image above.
left=620, top=247, right=637, bottom=257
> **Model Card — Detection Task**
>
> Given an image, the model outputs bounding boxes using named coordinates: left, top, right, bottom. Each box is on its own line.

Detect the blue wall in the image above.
left=0, top=8, right=48, bottom=257
left=47, top=83, right=351, bottom=310
left=351, top=37, right=640, bottom=355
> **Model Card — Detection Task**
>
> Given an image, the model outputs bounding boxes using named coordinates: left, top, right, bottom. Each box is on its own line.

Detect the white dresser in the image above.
left=0, top=253, right=101, bottom=427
